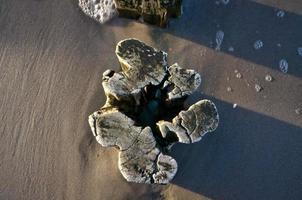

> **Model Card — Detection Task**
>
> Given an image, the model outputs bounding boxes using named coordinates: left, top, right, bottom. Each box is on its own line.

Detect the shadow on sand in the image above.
left=105, top=1, right=302, bottom=198
left=149, top=0, right=302, bottom=78
left=171, top=94, right=302, bottom=200
left=65, top=1, right=302, bottom=199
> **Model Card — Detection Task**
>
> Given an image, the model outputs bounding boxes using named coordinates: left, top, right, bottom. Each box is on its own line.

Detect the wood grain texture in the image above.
left=0, top=0, right=301, bottom=200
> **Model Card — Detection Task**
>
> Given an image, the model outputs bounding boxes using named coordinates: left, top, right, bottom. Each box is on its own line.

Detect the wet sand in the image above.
left=0, top=0, right=301, bottom=199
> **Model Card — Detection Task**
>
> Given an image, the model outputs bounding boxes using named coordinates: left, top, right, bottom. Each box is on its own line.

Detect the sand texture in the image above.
left=1, top=0, right=302, bottom=199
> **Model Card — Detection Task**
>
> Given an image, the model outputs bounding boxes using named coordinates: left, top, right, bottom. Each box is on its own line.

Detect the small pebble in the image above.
left=255, top=84, right=262, bottom=92
left=297, top=47, right=302, bottom=56
left=295, top=108, right=302, bottom=115
left=245, top=80, right=250, bottom=87
left=200, top=49, right=206, bottom=56
left=233, top=104, right=237, bottom=109
left=254, top=40, right=263, bottom=50
left=279, top=59, right=288, bottom=73
left=228, top=46, right=234, bottom=52
left=215, top=30, right=224, bottom=51
left=265, top=74, right=273, bottom=82
left=236, top=73, right=242, bottom=79
left=276, top=10, right=285, bottom=18
left=221, top=0, right=230, bottom=5
left=277, top=43, right=282, bottom=47
left=227, top=86, right=232, bottom=92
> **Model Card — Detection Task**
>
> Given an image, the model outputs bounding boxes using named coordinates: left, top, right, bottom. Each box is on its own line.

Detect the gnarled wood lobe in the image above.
left=115, top=39, right=168, bottom=89
left=165, top=63, right=202, bottom=101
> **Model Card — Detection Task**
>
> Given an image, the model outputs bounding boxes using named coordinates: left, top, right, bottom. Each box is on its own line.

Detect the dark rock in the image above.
left=115, top=0, right=182, bottom=27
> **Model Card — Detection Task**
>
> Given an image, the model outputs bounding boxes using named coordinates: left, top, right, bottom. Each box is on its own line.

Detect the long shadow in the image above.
left=171, top=95, right=302, bottom=200
left=151, top=0, right=302, bottom=78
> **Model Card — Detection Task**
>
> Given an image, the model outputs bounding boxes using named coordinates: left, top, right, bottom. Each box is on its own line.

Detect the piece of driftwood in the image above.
left=79, top=0, right=183, bottom=27
left=89, top=38, right=219, bottom=184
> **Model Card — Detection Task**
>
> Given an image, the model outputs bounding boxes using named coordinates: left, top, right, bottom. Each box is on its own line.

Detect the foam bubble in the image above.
left=254, top=40, right=263, bottom=50
left=279, top=59, right=288, bottom=73
left=79, top=0, right=118, bottom=24
left=215, top=30, right=224, bottom=51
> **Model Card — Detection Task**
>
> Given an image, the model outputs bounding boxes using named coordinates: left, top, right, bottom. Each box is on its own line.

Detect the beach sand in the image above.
left=0, top=0, right=301, bottom=199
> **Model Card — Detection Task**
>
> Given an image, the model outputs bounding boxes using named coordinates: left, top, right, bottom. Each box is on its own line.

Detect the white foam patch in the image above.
left=254, top=40, right=263, bottom=50
left=276, top=10, right=285, bottom=18
left=215, top=30, right=224, bottom=51
left=279, top=59, right=288, bottom=73
left=79, top=0, right=118, bottom=24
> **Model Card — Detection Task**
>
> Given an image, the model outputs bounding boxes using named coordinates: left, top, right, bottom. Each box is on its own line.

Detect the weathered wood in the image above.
left=164, top=63, right=202, bottom=101
left=157, top=100, right=219, bottom=144
left=115, top=39, right=168, bottom=89
left=89, top=39, right=219, bottom=184
left=79, top=0, right=183, bottom=27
